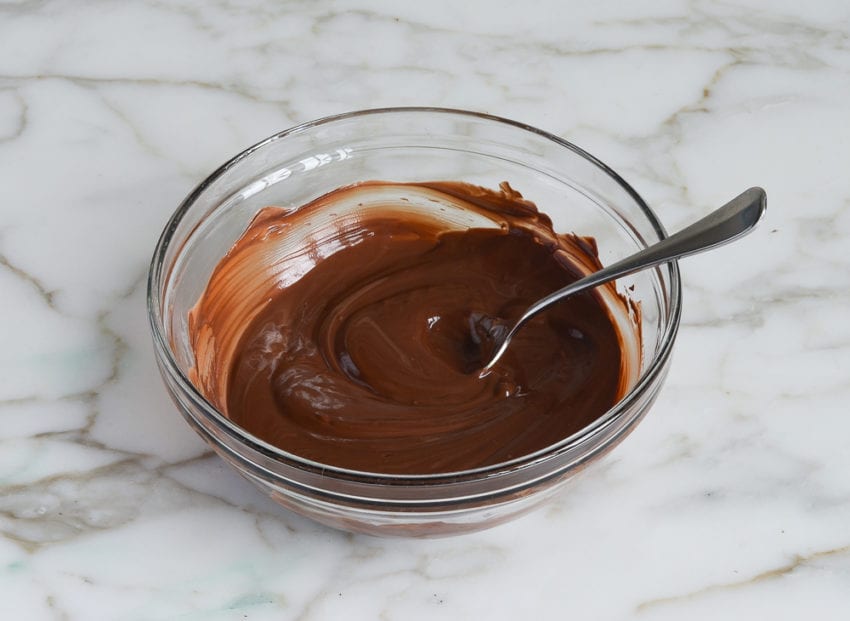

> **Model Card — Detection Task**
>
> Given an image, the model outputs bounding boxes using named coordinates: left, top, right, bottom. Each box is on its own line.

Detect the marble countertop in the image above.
left=2, top=1, right=849, bottom=618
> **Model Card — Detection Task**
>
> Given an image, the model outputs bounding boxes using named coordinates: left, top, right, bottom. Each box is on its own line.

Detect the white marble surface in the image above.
left=1, top=0, right=849, bottom=618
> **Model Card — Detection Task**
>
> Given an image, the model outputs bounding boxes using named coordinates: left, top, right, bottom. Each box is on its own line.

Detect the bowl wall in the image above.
left=149, top=108, right=681, bottom=536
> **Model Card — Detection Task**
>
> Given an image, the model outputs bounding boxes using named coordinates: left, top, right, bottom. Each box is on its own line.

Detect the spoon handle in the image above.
left=483, top=187, right=767, bottom=371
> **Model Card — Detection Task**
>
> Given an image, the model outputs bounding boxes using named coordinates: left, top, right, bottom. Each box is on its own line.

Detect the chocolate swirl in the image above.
left=189, top=181, right=640, bottom=474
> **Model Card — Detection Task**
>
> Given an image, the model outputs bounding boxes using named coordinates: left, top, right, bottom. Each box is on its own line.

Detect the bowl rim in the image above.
left=147, top=106, right=682, bottom=483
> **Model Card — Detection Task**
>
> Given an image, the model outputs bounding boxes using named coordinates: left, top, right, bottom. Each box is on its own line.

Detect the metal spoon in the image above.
left=481, top=187, right=767, bottom=372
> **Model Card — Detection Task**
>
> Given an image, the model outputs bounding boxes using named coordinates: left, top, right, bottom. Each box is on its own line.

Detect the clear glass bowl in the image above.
left=148, top=108, right=681, bottom=537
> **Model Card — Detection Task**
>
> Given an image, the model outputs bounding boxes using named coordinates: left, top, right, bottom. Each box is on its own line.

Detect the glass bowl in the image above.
left=147, top=108, right=681, bottom=537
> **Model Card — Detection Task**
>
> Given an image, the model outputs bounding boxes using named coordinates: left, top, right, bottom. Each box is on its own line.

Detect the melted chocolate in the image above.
left=189, top=181, right=640, bottom=474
